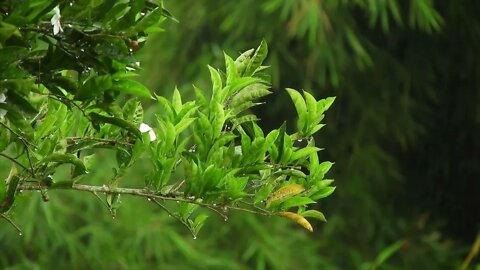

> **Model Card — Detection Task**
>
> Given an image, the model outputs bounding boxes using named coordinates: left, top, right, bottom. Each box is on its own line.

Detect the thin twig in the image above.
left=206, top=205, right=229, bottom=220
left=150, top=198, right=191, bottom=230
left=67, top=137, right=133, bottom=147
left=0, top=153, right=29, bottom=172
left=0, top=213, right=22, bottom=235
left=0, top=122, right=36, bottom=176
left=17, top=183, right=272, bottom=216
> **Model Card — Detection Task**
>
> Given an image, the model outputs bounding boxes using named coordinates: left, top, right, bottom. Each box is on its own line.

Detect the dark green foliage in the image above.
left=0, top=1, right=338, bottom=268
left=134, top=0, right=479, bottom=269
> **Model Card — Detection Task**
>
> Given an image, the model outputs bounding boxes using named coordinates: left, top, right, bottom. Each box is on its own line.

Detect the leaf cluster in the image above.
left=0, top=1, right=336, bottom=236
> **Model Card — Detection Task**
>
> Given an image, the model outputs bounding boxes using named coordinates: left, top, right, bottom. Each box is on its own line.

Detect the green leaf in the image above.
left=291, top=147, right=322, bottom=162
left=244, top=40, right=268, bottom=76
left=224, top=53, right=238, bottom=86
left=40, top=153, right=87, bottom=178
left=319, top=161, right=334, bottom=176
left=192, top=213, right=209, bottom=236
left=317, top=97, right=336, bottom=114
left=76, top=75, right=112, bottom=100
left=172, top=87, right=183, bottom=114
left=208, top=66, right=223, bottom=102
left=301, top=210, right=327, bottom=222
left=234, top=48, right=255, bottom=76
left=254, top=183, right=274, bottom=204
left=229, top=83, right=271, bottom=109
left=286, top=88, right=307, bottom=133
left=6, top=90, right=37, bottom=114
left=53, top=76, right=78, bottom=95
left=89, top=112, right=142, bottom=138
left=303, top=90, right=317, bottom=127
left=279, top=169, right=307, bottom=179
left=280, top=196, right=316, bottom=209
left=310, top=186, right=336, bottom=200
left=231, top=114, right=259, bottom=130
left=211, top=101, right=225, bottom=139
left=175, top=117, right=196, bottom=136
left=129, top=7, right=166, bottom=34
left=111, top=79, right=152, bottom=98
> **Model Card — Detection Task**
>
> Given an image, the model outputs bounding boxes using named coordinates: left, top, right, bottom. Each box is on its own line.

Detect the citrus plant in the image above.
left=0, top=0, right=335, bottom=238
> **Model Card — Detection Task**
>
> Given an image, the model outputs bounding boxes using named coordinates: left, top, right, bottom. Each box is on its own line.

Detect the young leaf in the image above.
left=224, top=53, right=238, bottom=86
left=317, top=97, right=336, bottom=114
left=208, top=66, right=223, bottom=102
left=175, top=117, right=196, bottom=136
left=244, top=40, right=268, bottom=76
left=301, top=210, right=327, bottom=222
left=310, top=186, right=336, bottom=200
left=286, top=88, right=307, bottom=133
left=234, top=48, right=255, bottom=76
left=172, top=87, right=183, bottom=114
left=291, top=146, right=322, bottom=162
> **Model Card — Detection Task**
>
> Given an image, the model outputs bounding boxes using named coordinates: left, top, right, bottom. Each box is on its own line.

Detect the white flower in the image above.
left=139, top=123, right=156, bottom=142
left=50, top=6, right=63, bottom=35
left=0, top=92, right=6, bottom=119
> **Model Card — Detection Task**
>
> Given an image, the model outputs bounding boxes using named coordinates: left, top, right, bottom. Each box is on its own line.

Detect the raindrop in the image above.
left=147, top=198, right=152, bottom=201
left=193, top=235, right=197, bottom=240
left=80, top=48, right=84, bottom=52
left=67, top=24, right=72, bottom=28
left=128, top=48, right=133, bottom=53
left=224, top=217, right=228, bottom=222
left=69, top=2, right=73, bottom=6
left=297, top=139, right=303, bottom=142
left=18, top=232, right=22, bottom=236
left=140, top=12, right=146, bottom=16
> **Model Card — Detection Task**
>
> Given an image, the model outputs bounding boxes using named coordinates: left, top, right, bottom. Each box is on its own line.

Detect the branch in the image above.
left=17, top=183, right=272, bottom=216
left=0, top=213, right=22, bottom=235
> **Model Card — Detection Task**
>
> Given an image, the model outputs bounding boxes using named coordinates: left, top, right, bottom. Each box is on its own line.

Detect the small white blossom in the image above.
left=50, top=6, right=63, bottom=35
left=0, top=92, right=6, bottom=119
left=139, top=123, right=156, bottom=142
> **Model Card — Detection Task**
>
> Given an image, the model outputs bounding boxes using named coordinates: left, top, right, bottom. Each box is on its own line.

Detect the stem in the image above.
left=0, top=213, right=22, bottom=235
left=17, top=183, right=272, bottom=216
left=0, top=153, right=29, bottom=172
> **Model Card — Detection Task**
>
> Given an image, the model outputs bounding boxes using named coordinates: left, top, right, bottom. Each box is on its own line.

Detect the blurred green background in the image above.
left=1, top=1, right=479, bottom=269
